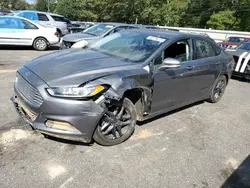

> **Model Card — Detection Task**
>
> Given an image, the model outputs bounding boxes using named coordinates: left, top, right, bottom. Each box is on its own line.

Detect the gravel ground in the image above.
left=0, top=47, right=250, bottom=188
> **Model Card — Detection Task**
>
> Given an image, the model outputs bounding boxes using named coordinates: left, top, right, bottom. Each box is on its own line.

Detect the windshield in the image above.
left=238, top=43, right=250, bottom=51
left=83, top=23, right=114, bottom=36
left=89, top=32, right=168, bottom=62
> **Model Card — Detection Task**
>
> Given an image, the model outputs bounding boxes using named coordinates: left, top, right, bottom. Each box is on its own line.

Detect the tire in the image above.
left=93, top=98, right=137, bottom=146
left=57, top=29, right=62, bottom=39
left=207, top=75, right=227, bottom=103
left=33, top=37, right=48, bottom=51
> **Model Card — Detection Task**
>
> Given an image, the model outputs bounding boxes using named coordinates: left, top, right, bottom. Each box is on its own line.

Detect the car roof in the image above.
left=98, top=22, right=136, bottom=27
left=125, top=29, right=210, bottom=39
left=14, top=10, right=64, bottom=17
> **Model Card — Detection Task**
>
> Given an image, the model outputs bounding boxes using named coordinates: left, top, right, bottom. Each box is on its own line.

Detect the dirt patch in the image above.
left=0, top=129, right=33, bottom=145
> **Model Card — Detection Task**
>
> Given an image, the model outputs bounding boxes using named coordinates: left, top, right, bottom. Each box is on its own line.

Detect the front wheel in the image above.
left=207, top=75, right=227, bottom=103
left=93, top=98, right=137, bottom=146
left=33, top=38, right=48, bottom=51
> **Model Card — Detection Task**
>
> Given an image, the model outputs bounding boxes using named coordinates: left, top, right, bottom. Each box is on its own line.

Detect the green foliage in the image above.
left=207, top=11, right=239, bottom=30
left=0, top=0, right=29, bottom=10
left=35, top=0, right=56, bottom=12
left=35, top=0, right=47, bottom=12
left=27, top=0, right=250, bottom=31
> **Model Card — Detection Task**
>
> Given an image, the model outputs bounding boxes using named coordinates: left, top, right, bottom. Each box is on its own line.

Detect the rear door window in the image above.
left=194, top=39, right=216, bottom=59
left=51, top=16, right=65, bottom=22
left=20, top=19, right=38, bottom=29
left=38, top=13, right=49, bottom=21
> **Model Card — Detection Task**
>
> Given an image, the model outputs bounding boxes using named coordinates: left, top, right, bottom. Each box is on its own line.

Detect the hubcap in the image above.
left=214, top=79, right=226, bottom=99
left=100, top=105, right=132, bottom=140
left=36, top=39, right=46, bottom=49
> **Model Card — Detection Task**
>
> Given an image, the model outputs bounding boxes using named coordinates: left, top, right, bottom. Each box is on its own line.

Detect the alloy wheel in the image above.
left=36, top=39, right=46, bottom=50
left=100, top=104, right=132, bottom=140
left=214, top=79, right=226, bottom=100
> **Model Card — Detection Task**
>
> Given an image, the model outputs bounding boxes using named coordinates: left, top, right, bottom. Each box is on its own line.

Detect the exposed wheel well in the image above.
left=123, top=88, right=144, bottom=120
left=223, top=74, right=229, bottom=84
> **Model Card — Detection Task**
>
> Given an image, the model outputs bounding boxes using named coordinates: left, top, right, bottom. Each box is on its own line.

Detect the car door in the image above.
left=192, top=38, right=222, bottom=98
left=151, top=38, right=205, bottom=113
left=0, top=17, right=24, bottom=45
left=18, top=18, right=39, bottom=45
left=0, top=17, right=15, bottom=44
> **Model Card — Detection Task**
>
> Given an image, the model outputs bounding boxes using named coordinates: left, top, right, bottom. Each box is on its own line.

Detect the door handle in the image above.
left=186, top=66, right=195, bottom=70
left=215, top=62, right=220, bottom=65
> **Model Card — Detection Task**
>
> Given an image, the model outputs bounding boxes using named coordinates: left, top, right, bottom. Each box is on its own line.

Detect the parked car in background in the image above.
left=0, top=10, right=10, bottom=15
left=0, top=16, right=59, bottom=50
left=12, top=30, right=232, bottom=146
left=64, top=18, right=72, bottom=30
left=68, top=22, right=94, bottom=33
left=218, top=36, right=250, bottom=50
left=14, top=10, right=69, bottom=37
left=226, top=42, right=250, bottom=81
left=60, top=22, right=139, bottom=49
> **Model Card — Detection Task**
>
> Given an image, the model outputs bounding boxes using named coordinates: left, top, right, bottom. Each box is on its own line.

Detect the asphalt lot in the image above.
left=0, top=47, right=250, bottom=188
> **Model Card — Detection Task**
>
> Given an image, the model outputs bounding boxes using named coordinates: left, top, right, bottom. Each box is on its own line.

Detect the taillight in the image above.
left=54, top=32, right=59, bottom=37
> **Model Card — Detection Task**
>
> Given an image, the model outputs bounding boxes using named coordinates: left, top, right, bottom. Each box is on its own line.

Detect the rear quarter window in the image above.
left=38, top=13, right=49, bottom=21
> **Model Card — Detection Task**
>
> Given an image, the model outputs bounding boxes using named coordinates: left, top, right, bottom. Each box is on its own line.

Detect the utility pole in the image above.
left=47, top=0, right=50, bottom=12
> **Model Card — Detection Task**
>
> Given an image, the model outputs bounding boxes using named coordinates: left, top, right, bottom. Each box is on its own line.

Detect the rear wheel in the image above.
left=33, top=37, right=48, bottom=51
left=93, top=98, right=136, bottom=146
left=208, top=75, right=227, bottom=103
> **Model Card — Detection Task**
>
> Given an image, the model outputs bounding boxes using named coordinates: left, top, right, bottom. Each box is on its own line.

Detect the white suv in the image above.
left=15, top=10, right=69, bottom=37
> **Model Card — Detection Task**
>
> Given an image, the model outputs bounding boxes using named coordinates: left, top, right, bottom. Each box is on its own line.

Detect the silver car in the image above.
left=14, top=10, right=69, bottom=37
left=60, top=23, right=139, bottom=49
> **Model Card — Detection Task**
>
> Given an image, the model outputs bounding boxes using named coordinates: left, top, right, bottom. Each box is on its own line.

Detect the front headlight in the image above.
left=46, top=85, right=105, bottom=98
left=71, top=40, right=89, bottom=48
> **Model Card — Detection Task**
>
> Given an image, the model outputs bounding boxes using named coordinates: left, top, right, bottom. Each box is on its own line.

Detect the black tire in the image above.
left=57, top=29, right=62, bottom=39
left=93, top=98, right=137, bottom=146
left=207, top=75, right=227, bottom=103
left=33, top=37, right=48, bottom=51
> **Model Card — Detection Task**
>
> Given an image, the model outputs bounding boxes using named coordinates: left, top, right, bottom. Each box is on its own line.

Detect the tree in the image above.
left=234, top=0, right=250, bottom=31
left=35, top=0, right=47, bottom=12
left=0, top=0, right=29, bottom=10
left=35, top=0, right=56, bottom=12
left=207, top=11, right=239, bottom=30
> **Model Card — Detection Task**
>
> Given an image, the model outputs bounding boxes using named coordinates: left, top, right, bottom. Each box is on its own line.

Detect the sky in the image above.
left=26, top=0, right=35, bottom=4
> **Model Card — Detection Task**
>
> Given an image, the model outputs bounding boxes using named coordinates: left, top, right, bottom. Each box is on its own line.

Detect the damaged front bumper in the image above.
left=11, top=86, right=105, bottom=143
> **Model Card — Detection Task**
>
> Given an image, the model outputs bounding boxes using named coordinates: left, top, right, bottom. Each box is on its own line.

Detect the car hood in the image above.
left=24, top=49, right=136, bottom=87
left=62, top=33, right=100, bottom=43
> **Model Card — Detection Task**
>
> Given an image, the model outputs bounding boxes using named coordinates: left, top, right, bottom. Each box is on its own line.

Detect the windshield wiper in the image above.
left=83, top=32, right=97, bottom=36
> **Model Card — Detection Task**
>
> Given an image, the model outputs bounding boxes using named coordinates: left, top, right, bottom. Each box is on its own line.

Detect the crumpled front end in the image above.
left=11, top=66, right=105, bottom=143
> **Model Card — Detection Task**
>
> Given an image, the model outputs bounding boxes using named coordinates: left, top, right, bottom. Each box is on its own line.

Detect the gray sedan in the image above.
left=12, top=30, right=233, bottom=146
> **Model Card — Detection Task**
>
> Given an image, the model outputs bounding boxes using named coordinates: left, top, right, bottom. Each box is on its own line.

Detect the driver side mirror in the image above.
left=158, top=58, right=181, bottom=71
